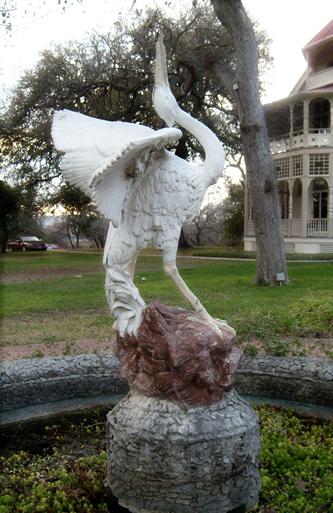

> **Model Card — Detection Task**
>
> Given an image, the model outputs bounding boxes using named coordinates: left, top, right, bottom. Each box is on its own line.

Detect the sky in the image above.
left=0, top=0, right=332, bottom=201
left=0, top=0, right=332, bottom=104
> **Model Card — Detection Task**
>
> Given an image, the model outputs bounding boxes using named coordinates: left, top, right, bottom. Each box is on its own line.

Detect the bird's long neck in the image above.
left=174, top=108, right=224, bottom=181
left=154, top=35, right=224, bottom=180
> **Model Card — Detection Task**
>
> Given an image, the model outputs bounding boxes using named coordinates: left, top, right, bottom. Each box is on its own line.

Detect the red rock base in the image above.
left=112, top=301, right=242, bottom=406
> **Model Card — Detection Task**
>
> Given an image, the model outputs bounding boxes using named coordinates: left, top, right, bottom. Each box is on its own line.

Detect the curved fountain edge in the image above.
left=1, top=353, right=332, bottom=425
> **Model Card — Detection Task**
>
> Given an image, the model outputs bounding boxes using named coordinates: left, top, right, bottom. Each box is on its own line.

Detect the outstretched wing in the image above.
left=52, top=109, right=182, bottom=226
left=51, top=109, right=155, bottom=194
left=90, top=127, right=182, bottom=226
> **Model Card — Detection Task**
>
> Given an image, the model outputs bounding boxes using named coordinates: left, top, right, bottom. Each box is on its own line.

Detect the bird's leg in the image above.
left=126, top=252, right=138, bottom=280
left=103, top=226, right=144, bottom=338
left=163, top=260, right=235, bottom=337
left=164, top=261, right=210, bottom=318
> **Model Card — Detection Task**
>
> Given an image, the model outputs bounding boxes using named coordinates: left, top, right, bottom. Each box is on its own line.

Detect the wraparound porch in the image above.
left=244, top=175, right=333, bottom=253
left=244, top=235, right=333, bottom=254
left=246, top=218, right=331, bottom=238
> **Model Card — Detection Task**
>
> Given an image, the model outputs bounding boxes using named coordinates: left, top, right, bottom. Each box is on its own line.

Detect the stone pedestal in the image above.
left=107, top=302, right=260, bottom=513
left=106, top=389, right=260, bottom=513
left=111, top=301, right=241, bottom=406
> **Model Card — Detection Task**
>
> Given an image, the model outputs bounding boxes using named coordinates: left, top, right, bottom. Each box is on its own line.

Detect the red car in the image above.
left=8, top=236, right=48, bottom=252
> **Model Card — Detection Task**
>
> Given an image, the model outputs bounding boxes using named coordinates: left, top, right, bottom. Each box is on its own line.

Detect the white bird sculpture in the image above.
left=52, top=35, right=232, bottom=338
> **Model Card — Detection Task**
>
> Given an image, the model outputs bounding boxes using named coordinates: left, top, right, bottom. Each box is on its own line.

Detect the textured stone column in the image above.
left=106, top=301, right=261, bottom=513
left=106, top=390, right=260, bottom=513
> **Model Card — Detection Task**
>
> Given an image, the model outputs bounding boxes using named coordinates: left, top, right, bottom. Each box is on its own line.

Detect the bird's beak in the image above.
left=154, top=34, right=170, bottom=88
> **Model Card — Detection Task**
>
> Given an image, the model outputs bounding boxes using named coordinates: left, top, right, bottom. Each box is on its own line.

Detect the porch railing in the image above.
left=247, top=218, right=328, bottom=238
left=247, top=219, right=300, bottom=237
left=270, top=128, right=332, bottom=154
left=307, top=219, right=328, bottom=237
left=291, top=219, right=301, bottom=236
left=281, top=219, right=288, bottom=236
left=308, top=128, right=331, bottom=147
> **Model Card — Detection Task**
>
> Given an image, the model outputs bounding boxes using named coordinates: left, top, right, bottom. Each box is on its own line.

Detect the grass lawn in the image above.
left=0, top=250, right=332, bottom=358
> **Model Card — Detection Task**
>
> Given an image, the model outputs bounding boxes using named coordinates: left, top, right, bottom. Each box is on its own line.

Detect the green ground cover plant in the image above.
left=0, top=251, right=332, bottom=357
left=0, top=406, right=332, bottom=513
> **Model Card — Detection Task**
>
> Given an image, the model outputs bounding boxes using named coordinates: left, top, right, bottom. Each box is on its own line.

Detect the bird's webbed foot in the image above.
left=189, top=311, right=236, bottom=342
left=105, top=264, right=145, bottom=339
left=204, top=317, right=236, bottom=341
left=213, top=318, right=236, bottom=337
left=114, top=306, right=144, bottom=338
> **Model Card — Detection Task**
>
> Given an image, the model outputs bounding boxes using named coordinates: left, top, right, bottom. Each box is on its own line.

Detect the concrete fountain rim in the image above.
left=1, top=353, right=332, bottom=426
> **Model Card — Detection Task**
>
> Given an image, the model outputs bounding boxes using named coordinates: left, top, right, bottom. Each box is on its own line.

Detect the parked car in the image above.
left=8, top=236, right=48, bottom=252
left=46, top=244, right=60, bottom=250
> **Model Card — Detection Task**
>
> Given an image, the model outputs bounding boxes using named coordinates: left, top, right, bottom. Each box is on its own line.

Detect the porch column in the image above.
left=288, top=180, right=293, bottom=237
left=289, top=104, right=294, bottom=147
left=244, top=181, right=249, bottom=236
left=303, top=99, right=309, bottom=146
left=330, top=99, right=333, bottom=146
left=328, top=186, right=333, bottom=238
left=301, top=177, right=310, bottom=237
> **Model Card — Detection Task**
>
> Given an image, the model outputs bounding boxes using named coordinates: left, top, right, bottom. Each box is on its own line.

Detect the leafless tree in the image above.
left=183, top=203, right=224, bottom=246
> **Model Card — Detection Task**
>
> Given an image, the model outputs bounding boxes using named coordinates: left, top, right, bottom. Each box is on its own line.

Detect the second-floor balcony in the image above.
left=266, top=96, right=333, bottom=155
left=307, top=67, right=333, bottom=90
left=270, top=128, right=332, bottom=154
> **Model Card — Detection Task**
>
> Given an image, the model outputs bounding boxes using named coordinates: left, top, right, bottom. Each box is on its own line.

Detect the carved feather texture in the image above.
left=52, top=109, right=156, bottom=194
left=50, top=30, right=227, bottom=340
left=52, top=109, right=182, bottom=225
left=90, top=127, right=182, bottom=224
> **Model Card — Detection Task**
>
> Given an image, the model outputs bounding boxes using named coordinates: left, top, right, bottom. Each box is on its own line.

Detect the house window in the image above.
left=292, top=155, right=303, bottom=176
left=265, top=105, right=290, bottom=139
left=292, top=102, right=304, bottom=134
left=278, top=181, right=289, bottom=219
left=309, top=98, right=330, bottom=131
left=312, top=179, right=328, bottom=219
left=309, top=154, right=329, bottom=175
left=275, top=158, right=289, bottom=179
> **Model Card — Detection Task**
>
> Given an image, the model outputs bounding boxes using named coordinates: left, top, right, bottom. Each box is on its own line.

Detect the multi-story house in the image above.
left=244, top=20, right=333, bottom=254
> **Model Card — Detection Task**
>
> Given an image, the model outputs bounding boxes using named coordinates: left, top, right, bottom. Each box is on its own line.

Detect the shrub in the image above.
left=0, top=452, right=109, bottom=513
left=236, top=309, right=288, bottom=341
left=256, top=406, right=333, bottom=513
left=291, top=295, right=333, bottom=337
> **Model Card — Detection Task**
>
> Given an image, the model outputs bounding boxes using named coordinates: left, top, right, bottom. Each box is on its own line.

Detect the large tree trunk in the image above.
left=211, top=0, right=288, bottom=284
left=0, top=216, right=8, bottom=253
left=66, top=226, right=75, bottom=250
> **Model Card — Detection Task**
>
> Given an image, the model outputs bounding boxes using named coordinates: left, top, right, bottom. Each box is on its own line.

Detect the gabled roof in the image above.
left=289, top=70, right=307, bottom=96
left=303, top=19, right=333, bottom=52
left=314, top=83, right=333, bottom=90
